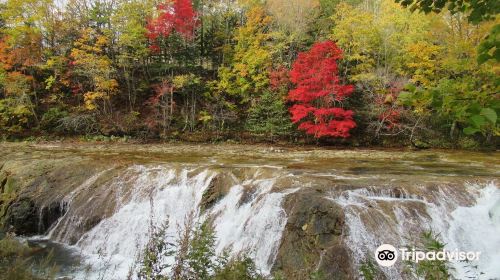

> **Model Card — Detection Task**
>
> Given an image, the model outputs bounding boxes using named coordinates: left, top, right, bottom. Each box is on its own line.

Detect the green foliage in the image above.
left=212, top=254, right=266, bottom=280
left=396, top=0, right=499, bottom=24
left=40, top=108, right=68, bottom=131
left=185, top=222, right=217, bottom=279
left=0, top=233, right=57, bottom=280
left=478, top=24, right=500, bottom=64
left=399, top=77, right=499, bottom=137
left=136, top=219, right=266, bottom=280
left=0, top=98, right=33, bottom=134
left=245, top=91, right=292, bottom=138
left=404, top=231, right=452, bottom=279
left=359, top=259, right=383, bottom=280
left=137, top=220, right=174, bottom=280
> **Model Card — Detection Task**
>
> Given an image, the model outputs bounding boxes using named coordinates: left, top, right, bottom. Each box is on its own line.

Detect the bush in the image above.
left=137, top=221, right=174, bottom=280
left=57, top=113, right=100, bottom=135
left=40, top=108, right=68, bottom=132
left=0, top=233, right=57, bottom=280
left=0, top=98, right=34, bottom=135
left=213, top=254, right=266, bottom=280
left=359, top=259, right=383, bottom=280
left=135, top=217, right=267, bottom=280
left=404, top=231, right=451, bottom=279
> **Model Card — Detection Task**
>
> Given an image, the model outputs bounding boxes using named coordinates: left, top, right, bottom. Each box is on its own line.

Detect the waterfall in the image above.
left=31, top=162, right=499, bottom=280
left=43, top=165, right=296, bottom=279
left=441, top=183, right=500, bottom=279
left=208, top=177, right=299, bottom=274
left=332, top=182, right=500, bottom=279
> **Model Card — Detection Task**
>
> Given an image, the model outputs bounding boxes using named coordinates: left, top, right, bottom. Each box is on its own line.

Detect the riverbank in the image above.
left=1, top=132, right=499, bottom=152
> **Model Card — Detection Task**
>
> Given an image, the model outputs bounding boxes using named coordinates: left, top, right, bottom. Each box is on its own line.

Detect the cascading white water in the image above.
left=208, top=176, right=299, bottom=275
left=45, top=169, right=112, bottom=241
left=28, top=155, right=498, bottom=280
left=44, top=165, right=296, bottom=279
left=332, top=182, right=500, bottom=279
left=441, top=183, right=500, bottom=279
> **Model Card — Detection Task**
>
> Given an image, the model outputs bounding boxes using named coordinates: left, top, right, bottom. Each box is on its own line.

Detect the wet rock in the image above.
left=273, top=187, right=354, bottom=280
left=4, top=198, right=38, bottom=234
left=39, top=201, right=67, bottom=233
left=238, top=185, right=257, bottom=206
left=200, top=172, right=236, bottom=212
left=0, top=156, right=105, bottom=236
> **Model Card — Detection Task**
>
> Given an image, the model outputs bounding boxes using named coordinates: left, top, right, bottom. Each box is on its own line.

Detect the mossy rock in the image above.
left=273, top=187, right=354, bottom=280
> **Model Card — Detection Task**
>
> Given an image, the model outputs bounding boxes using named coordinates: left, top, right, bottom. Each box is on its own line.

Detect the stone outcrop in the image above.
left=273, top=187, right=354, bottom=280
left=200, top=172, right=237, bottom=212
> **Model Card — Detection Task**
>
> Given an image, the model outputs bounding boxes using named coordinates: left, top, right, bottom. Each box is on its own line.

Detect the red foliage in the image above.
left=269, top=66, right=290, bottom=91
left=145, top=80, right=173, bottom=106
left=147, top=0, right=198, bottom=51
left=376, top=82, right=405, bottom=130
left=288, top=41, right=356, bottom=138
left=144, top=80, right=176, bottom=130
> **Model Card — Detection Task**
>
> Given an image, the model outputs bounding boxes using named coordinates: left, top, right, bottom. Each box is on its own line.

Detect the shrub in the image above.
left=40, top=108, right=68, bottom=132
left=0, top=233, right=57, bottom=280
left=404, top=231, right=452, bottom=279
left=135, top=217, right=266, bottom=280
left=57, top=113, right=100, bottom=135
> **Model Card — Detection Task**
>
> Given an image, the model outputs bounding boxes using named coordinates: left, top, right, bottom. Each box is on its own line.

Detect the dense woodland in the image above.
left=0, top=0, right=498, bottom=148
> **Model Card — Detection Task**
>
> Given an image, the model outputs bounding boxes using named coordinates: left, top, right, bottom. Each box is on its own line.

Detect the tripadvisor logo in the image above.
left=375, top=244, right=398, bottom=267
left=374, top=244, right=481, bottom=267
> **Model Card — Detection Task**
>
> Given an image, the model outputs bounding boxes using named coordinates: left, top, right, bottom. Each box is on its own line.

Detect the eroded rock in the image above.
left=273, top=187, right=354, bottom=280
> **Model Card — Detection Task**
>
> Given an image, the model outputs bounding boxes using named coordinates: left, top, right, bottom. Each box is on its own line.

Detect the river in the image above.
left=0, top=143, right=498, bottom=279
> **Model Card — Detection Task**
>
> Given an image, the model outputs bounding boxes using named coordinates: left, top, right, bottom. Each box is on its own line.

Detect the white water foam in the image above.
left=441, top=183, right=500, bottom=279
left=209, top=178, right=298, bottom=274
left=47, top=166, right=295, bottom=279
left=332, top=182, right=500, bottom=279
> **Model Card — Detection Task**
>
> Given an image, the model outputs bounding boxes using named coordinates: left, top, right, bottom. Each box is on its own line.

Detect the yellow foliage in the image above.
left=214, top=5, right=273, bottom=101
left=404, top=42, right=443, bottom=86
left=70, top=28, right=118, bottom=111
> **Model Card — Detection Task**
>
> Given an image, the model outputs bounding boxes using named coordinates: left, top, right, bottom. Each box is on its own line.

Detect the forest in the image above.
left=0, top=0, right=498, bottom=148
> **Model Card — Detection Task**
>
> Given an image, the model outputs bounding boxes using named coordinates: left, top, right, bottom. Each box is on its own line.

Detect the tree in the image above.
left=70, top=28, right=118, bottom=113
left=214, top=6, right=273, bottom=104
left=172, top=74, right=202, bottom=132
left=0, top=72, right=35, bottom=134
left=245, top=91, right=292, bottom=138
left=265, top=0, right=319, bottom=38
left=112, top=0, right=155, bottom=111
left=395, top=0, right=500, bottom=63
left=208, top=5, right=273, bottom=131
left=395, top=0, right=498, bottom=23
left=145, top=79, right=175, bottom=135
left=147, top=0, right=198, bottom=48
left=0, top=38, right=37, bottom=133
left=288, top=41, right=356, bottom=138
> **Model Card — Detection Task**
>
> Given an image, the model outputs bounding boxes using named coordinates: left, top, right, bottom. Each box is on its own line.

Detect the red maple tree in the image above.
left=146, top=0, right=197, bottom=51
left=288, top=41, right=356, bottom=138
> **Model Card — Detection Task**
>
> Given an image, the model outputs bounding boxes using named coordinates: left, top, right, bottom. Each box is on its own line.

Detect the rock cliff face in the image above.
left=0, top=152, right=103, bottom=236
left=274, top=188, right=351, bottom=280
left=0, top=143, right=498, bottom=279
